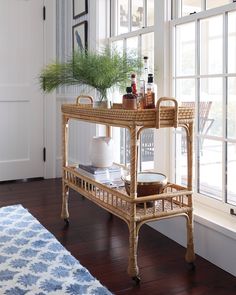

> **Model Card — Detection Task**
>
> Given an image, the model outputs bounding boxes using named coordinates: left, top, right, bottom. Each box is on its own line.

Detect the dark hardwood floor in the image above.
left=0, top=178, right=235, bottom=294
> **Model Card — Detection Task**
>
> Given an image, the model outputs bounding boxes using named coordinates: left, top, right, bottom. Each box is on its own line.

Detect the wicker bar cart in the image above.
left=61, top=97, right=195, bottom=283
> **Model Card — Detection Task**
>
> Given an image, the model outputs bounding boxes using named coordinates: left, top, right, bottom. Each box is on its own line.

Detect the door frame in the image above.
left=44, top=0, right=57, bottom=179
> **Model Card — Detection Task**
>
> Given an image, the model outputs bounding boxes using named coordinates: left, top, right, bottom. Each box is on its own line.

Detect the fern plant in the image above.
left=39, top=47, right=142, bottom=101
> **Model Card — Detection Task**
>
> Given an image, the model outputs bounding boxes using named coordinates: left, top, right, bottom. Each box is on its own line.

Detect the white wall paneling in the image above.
left=56, top=1, right=94, bottom=176
left=55, top=96, right=95, bottom=177
left=55, top=0, right=111, bottom=176
left=149, top=211, right=236, bottom=277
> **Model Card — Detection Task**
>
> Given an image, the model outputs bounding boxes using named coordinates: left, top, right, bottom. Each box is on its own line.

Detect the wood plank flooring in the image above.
left=0, top=178, right=236, bottom=294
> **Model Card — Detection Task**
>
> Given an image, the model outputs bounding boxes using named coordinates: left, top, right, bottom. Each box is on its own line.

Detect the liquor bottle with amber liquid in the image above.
left=145, top=74, right=155, bottom=109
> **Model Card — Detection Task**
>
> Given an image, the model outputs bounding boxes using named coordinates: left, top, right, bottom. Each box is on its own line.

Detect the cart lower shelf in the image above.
left=61, top=166, right=195, bottom=280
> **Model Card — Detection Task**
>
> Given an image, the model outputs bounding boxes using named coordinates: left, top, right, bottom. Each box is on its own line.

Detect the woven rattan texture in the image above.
left=62, top=104, right=194, bottom=127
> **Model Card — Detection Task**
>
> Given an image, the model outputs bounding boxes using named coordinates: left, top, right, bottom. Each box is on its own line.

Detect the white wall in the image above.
left=149, top=211, right=236, bottom=277
left=55, top=0, right=106, bottom=176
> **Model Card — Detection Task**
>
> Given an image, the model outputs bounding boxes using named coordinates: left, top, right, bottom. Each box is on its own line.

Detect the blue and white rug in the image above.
left=0, top=205, right=112, bottom=295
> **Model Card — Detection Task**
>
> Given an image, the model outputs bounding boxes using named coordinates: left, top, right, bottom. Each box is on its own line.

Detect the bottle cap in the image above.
left=148, top=74, right=153, bottom=83
left=143, top=56, right=148, bottom=60
left=126, top=86, right=132, bottom=93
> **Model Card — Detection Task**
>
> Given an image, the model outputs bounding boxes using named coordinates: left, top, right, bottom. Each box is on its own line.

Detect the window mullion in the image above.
left=195, top=18, right=200, bottom=193
left=223, top=12, right=228, bottom=75
left=143, top=0, right=147, bottom=27
left=171, top=0, right=181, bottom=19
left=138, top=34, right=142, bottom=171
left=115, top=0, right=119, bottom=37
left=202, top=0, right=206, bottom=11
left=129, top=0, right=132, bottom=32
left=222, top=11, right=228, bottom=203
left=123, top=37, right=127, bottom=55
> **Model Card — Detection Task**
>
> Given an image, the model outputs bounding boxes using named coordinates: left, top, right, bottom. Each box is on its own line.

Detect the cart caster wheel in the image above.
left=132, top=276, right=141, bottom=285
left=64, top=218, right=69, bottom=226
left=188, top=262, right=196, bottom=271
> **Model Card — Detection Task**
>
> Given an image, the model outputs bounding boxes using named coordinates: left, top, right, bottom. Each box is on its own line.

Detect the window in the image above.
left=117, top=0, right=154, bottom=35
left=110, top=0, right=155, bottom=171
left=172, top=2, right=236, bottom=209
left=179, top=0, right=232, bottom=17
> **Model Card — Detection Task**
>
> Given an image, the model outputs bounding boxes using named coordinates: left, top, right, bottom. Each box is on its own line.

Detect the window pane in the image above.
left=228, top=11, right=236, bottom=74
left=176, top=79, right=195, bottom=101
left=182, top=0, right=201, bottom=16
left=113, top=127, right=122, bottom=163
left=228, top=77, right=236, bottom=139
left=132, top=0, right=144, bottom=31
left=126, top=36, right=139, bottom=57
left=111, top=40, right=123, bottom=54
left=118, top=0, right=129, bottom=34
left=140, top=129, right=154, bottom=171
left=175, top=130, right=196, bottom=187
left=206, top=0, right=231, bottom=10
left=141, top=33, right=154, bottom=74
left=147, top=0, right=154, bottom=26
left=111, top=41, right=124, bottom=103
left=200, top=16, right=223, bottom=75
left=120, top=128, right=130, bottom=165
left=176, top=22, right=195, bottom=76
left=227, top=142, right=236, bottom=206
left=200, top=78, right=223, bottom=137
left=175, top=132, right=187, bottom=186
left=199, top=139, right=222, bottom=200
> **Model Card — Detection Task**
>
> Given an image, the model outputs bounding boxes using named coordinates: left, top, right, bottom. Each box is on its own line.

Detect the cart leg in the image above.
left=128, top=222, right=140, bottom=284
left=127, top=125, right=140, bottom=283
left=61, top=181, right=69, bottom=225
left=185, top=211, right=195, bottom=268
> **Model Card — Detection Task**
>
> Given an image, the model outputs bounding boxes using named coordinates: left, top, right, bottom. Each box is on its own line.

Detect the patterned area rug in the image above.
left=0, top=205, right=112, bottom=295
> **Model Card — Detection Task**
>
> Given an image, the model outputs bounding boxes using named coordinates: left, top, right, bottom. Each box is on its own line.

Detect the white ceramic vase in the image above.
left=90, top=136, right=113, bottom=168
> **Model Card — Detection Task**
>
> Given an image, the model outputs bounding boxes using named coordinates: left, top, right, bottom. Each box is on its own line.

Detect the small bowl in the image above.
left=122, top=172, right=168, bottom=207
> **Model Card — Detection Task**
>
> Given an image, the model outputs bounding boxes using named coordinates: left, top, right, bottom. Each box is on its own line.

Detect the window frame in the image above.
left=109, top=0, right=157, bottom=171
left=111, top=0, right=154, bottom=37
left=173, top=0, right=235, bottom=18
left=170, top=2, right=236, bottom=214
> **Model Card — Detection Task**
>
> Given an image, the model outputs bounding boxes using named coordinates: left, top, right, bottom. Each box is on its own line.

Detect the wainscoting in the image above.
left=150, top=205, right=236, bottom=277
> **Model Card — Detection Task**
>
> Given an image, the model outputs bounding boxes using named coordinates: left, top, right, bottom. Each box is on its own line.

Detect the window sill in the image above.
left=193, top=198, right=236, bottom=240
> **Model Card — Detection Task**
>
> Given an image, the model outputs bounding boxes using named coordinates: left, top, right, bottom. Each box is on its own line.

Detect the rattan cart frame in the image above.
left=61, top=97, right=195, bottom=283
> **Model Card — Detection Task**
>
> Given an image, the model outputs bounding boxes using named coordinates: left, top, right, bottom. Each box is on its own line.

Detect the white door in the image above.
left=0, top=0, right=45, bottom=181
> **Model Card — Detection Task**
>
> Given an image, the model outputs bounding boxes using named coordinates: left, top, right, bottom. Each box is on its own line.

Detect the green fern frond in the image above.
left=39, top=47, right=142, bottom=101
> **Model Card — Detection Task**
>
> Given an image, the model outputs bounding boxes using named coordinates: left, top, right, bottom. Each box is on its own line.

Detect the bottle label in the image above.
left=145, top=91, right=155, bottom=108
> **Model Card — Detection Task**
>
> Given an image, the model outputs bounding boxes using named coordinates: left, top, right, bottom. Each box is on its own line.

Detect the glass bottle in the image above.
left=143, top=56, right=149, bottom=84
left=138, top=80, right=146, bottom=109
left=131, top=73, right=138, bottom=96
left=145, top=74, right=155, bottom=109
left=122, top=86, right=137, bottom=110
left=138, top=56, right=149, bottom=109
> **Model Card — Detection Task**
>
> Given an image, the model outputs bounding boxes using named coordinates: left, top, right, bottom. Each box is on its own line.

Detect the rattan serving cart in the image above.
left=61, top=96, right=195, bottom=283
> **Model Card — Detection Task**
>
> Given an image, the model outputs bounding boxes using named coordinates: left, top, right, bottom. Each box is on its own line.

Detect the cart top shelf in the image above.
left=61, top=97, right=194, bottom=129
